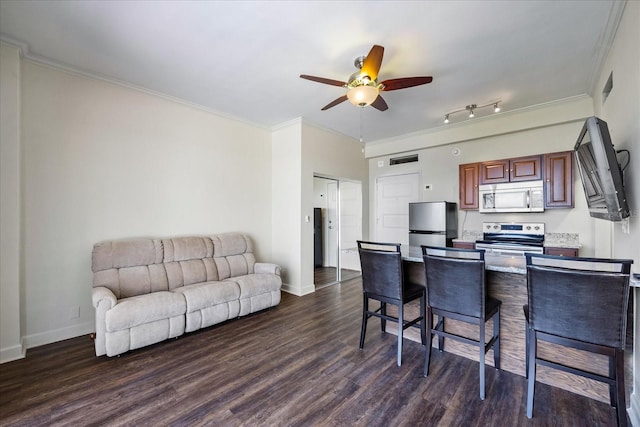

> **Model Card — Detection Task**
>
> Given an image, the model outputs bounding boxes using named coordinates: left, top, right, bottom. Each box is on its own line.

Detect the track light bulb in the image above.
left=444, top=115, right=449, bottom=124
left=494, top=103, right=500, bottom=113
left=469, top=109, right=474, bottom=118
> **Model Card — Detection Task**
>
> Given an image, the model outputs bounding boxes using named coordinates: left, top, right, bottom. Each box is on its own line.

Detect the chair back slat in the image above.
left=526, top=253, right=633, bottom=349
left=527, top=266, right=630, bottom=348
left=423, top=246, right=486, bottom=318
left=357, top=241, right=403, bottom=301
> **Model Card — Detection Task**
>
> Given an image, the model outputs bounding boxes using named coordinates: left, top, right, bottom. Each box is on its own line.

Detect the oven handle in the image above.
left=475, top=244, right=544, bottom=255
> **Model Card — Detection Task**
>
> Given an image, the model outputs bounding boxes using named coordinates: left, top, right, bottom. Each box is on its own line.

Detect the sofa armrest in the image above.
left=92, top=286, right=117, bottom=309
left=255, top=262, right=281, bottom=276
left=92, top=287, right=117, bottom=356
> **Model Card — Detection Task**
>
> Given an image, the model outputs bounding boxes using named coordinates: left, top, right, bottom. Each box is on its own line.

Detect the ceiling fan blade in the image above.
left=360, top=45, right=384, bottom=81
left=321, top=95, right=348, bottom=110
left=300, top=74, right=346, bottom=87
left=370, top=95, right=388, bottom=111
left=380, top=76, right=433, bottom=91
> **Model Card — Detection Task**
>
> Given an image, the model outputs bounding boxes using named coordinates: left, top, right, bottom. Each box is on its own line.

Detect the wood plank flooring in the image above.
left=0, top=277, right=627, bottom=426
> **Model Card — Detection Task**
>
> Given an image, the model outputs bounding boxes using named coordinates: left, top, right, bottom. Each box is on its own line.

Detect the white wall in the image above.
left=302, top=122, right=368, bottom=289
left=13, top=59, right=273, bottom=351
left=0, top=43, right=23, bottom=362
left=271, top=121, right=303, bottom=294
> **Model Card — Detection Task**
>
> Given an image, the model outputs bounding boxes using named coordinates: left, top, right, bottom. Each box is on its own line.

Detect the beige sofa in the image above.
left=91, top=233, right=281, bottom=357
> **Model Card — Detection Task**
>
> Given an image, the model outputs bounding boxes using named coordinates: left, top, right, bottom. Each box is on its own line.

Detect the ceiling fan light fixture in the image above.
left=347, top=85, right=380, bottom=107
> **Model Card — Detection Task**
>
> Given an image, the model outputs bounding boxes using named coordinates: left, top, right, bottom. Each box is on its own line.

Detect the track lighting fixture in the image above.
left=444, top=101, right=502, bottom=124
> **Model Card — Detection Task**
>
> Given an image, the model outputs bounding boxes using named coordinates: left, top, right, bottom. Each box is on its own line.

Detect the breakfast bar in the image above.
left=393, top=246, right=614, bottom=403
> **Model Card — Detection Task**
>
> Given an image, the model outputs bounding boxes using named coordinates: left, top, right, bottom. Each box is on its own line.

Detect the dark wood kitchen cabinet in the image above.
left=480, top=155, right=542, bottom=184
left=544, top=151, right=574, bottom=209
left=453, top=241, right=476, bottom=250
left=459, top=162, right=479, bottom=209
left=544, top=247, right=579, bottom=257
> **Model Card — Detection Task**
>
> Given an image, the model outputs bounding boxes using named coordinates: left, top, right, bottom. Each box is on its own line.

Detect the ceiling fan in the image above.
left=300, top=44, right=433, bottom=111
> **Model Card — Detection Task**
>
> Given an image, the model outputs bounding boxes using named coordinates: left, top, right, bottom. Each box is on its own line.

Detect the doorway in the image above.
left=313, top=176, right=362, bottom=287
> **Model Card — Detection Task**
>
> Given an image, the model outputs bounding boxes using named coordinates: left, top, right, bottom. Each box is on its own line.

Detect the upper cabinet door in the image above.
left=479, top=159, right=510, bottom=184
left=544, top=151, right=574, bottom=209
left=510, top=155, right=542, bottom=182
left=480, top=155, right=542, bottom=184
left=459, top=162, right=479, bottom=209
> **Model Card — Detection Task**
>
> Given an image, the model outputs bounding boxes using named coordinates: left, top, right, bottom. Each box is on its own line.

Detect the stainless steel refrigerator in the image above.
left=408, top=201, right=458, bottom=247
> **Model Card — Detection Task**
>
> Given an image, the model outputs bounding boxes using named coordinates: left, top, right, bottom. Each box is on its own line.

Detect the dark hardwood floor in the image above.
left=0, top=277, right=627, bottom=426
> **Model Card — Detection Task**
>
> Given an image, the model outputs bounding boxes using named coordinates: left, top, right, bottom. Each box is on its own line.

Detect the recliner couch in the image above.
left=91, top=232, right=281, bottom=356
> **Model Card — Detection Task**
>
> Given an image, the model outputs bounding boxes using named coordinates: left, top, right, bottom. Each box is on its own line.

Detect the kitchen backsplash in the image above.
left=544, top=232, right=580, bottom=248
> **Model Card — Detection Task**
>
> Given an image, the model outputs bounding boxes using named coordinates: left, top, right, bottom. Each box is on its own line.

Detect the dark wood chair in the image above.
left=421, top=246, right=501, bottom=400
left=357, top=240, right=426, bottom=367
left=524, top=253, right=633, bottom=426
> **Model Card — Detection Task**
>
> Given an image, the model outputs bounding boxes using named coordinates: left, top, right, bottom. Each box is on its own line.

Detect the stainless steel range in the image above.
left=475, top=222, right=545, bottom=255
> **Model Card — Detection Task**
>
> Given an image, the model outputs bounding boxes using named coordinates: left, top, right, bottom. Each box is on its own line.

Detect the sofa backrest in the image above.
left=211, top=233, right=256, bottom=279
left=92, top=233, right=257, bottom=299
left=92, top=238, right=167, bottom=299
left=162, top=236, right=218, bottom=289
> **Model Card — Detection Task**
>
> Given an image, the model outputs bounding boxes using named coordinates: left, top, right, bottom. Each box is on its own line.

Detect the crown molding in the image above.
left=0, top=36, right=271, bottom=133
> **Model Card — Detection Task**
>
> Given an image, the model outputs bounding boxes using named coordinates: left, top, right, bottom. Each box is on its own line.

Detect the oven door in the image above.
left=475, top=242, right=544, bottom=255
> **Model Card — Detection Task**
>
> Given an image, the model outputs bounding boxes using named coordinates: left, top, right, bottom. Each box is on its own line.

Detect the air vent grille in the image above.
left=390, top=154, right=419, bottom=165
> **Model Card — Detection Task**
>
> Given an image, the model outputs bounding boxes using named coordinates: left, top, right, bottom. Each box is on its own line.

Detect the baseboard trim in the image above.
left=23, top=321, right=94, bottom=351
left=281, top=283, right=315, bottom=296
left=629, top=391, right=639, bottom=427
left=0, top=339, right=26, bottom=364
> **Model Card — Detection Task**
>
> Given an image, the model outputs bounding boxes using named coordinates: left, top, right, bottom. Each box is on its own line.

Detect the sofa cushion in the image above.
left=105, top=291, right=186, bottom=332
left=173, top=280, right=240, bottom=312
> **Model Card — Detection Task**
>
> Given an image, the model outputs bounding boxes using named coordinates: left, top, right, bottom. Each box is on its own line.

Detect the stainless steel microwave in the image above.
left=479, top=180, right=544, bottom=213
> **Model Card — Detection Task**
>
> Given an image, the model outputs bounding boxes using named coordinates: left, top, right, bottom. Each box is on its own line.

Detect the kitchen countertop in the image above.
left=452, top=230, right=581, bottom=249
left=402, top=245, right=526, bottom=274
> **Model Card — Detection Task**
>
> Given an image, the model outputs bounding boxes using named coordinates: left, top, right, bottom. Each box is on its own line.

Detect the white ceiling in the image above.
left=0, top=0, right=621, bottom=142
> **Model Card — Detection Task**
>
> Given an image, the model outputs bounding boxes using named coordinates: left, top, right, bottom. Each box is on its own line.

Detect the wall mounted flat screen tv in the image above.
left=574, top=116, right=630, bottom=221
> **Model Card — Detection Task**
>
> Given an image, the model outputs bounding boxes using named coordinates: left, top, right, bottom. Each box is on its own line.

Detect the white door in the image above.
left=339, top=181, right=362, bottom=272
left=325, top=181, right=338, bottom=267
left=375, top=173, right=420, bottom=244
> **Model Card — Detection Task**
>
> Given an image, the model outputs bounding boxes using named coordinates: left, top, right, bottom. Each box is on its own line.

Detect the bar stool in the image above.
left=524, top=253, right=633, bottom=426
left=357, top=240, right=426, bottom=367
left=421, top=246, right=501, bottom=400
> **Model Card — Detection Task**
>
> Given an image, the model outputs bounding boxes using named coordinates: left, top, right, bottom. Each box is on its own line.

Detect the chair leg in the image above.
left=359, top=294, right=368, bottom=350
left=493, top=309, right=500, bottom=370
left=397, top=303, right=403, bottom=367
left=438, top=316, right=445, bottom=351
left=380, top=302, right=387, bottom=333
left=525, top=318, right=529, bottom=379
left=423, top=307, right=433, bottom=377
left=420, top=293, right=426, bottom=346
left=609, top=350, right=616, bottom=407
left=615, top=349, right=628, bottom=427
left=526, top=329, right=537, bottom=418
left=479, top=321, right=486, bottom=400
